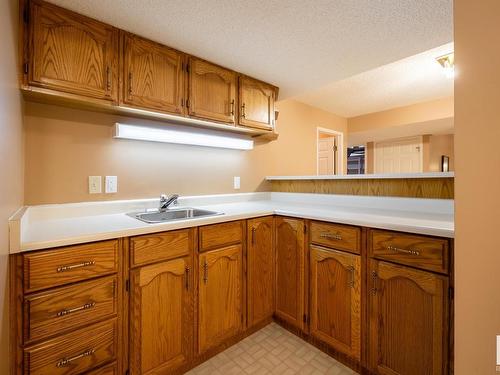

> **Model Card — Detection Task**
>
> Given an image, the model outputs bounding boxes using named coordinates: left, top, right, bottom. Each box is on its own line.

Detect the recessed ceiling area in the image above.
left=296, top=43, right=455, bottom=117
left=347, top=117, right=454, bottom=146
left=46, top=0, right=453, bottom=100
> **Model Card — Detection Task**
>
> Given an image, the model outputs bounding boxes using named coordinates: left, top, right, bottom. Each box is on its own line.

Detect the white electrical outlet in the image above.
left=233, top=176, right=241, bottom=189
left=105, top=176, right=118, bottom=193
left=88, top=176, right=102, bottom=194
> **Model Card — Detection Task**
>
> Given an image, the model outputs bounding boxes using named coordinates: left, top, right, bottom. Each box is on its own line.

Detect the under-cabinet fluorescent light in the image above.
left=114, top=123, right=254, bottom=150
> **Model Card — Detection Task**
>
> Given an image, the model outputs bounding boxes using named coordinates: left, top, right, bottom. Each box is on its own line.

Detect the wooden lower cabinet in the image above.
left=247, top=217, right=275, bottom=327
left=274, top=217, right=305, bottom=330
left=309, top=245, right=361, bottom=360
left=198, top=245, right=243, bottom=353
left=368, top=259, right=449, bottom=375
left=129, top=257, right=193, bottom=375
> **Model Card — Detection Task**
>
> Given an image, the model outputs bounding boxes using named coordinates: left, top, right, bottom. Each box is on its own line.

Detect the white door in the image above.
left=374, top=137, right=422, bottom=173
left=318, top=137, right=336, bottom=175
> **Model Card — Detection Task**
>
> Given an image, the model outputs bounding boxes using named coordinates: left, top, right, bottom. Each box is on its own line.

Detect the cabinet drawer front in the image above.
left=369, top=230, right=449, bottom=274
left=87, top=362, right=117, bottom=375
left=310, top=222, right=361, bottom=254
left=130, top=229, right=192, bottom=267
left=199, top=221, right=243, bottom=252
left=24, top=319, right=117, bottom=375
left=25, top=276, right=117, bottom=343
left=24, top=240, right=119, bottom=292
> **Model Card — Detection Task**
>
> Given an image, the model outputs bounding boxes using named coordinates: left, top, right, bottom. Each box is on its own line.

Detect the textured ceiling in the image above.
left=297, top=43, right=455, bottom=117
left=46, top=0, right=453, bottom=99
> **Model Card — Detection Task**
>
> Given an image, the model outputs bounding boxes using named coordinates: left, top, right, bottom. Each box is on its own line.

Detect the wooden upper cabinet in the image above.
left=129, top=257, right=193, bottom=375
left=198, top=245, right=242, bottom=353
left=188, top=58, right=237, bottom=124
left=238, top=76, right=276, bottom=130
left=122, top=33, right=185, bottom=115
left=275, top=217, right=305, bottom=330
left=247, top=217, right=275, bottom=327
left=309, top=246, right=361, bottom=360
left=369, top=259, right=449, bottom=375
left=28, top=0, right=119, bottom=101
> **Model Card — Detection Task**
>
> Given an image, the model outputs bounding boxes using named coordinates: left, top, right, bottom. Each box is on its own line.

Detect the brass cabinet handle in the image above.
left=185, top=267, right=190, bottom=291
left=57, top=302, right=95, bottom=317
left=347, top=266, right=355, bottom=288
left=387, top=245, right=420, bottom=256
left=230, top=99, right=235, bottom=116
left=251, top=227, right=256, bottom=246
left=56, top=348, right=95, bottom=367
left=57, top=261, right=95, bottom=273
left=203, top=260, right=208, bottom=284
left=320, top=232, right=342, bottom=241
left=106, top=67, right=111, bottom=91
left=128, top=72, right=133, bottom=95
left=371, top=271, right=378, bottom=295
left=241, top=103, right=246, bottom=118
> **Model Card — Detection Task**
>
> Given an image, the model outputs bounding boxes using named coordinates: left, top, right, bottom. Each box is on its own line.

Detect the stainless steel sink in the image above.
left=127, top=207, right=223, bottom=224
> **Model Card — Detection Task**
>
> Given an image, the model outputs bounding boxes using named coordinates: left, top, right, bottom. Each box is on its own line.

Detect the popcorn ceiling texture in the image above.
left=46, top=0, right=452, bottom=100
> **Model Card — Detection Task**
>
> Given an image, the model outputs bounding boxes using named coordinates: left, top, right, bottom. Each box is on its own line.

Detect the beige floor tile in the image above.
left=186, top=323, right=358, bottom=375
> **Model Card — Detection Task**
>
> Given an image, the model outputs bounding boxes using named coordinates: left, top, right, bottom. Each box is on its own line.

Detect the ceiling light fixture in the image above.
left=436, top=53, right=455, bottom=78
left=114, top=123, right=254, bottom=150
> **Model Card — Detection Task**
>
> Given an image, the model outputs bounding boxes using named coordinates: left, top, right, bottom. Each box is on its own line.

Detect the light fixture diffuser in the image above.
left=114, top=123, right=254, bottom=150
left=436, top=53, right=455, bottom=78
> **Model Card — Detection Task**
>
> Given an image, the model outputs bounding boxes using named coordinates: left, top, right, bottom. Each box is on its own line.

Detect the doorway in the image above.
left=317, top=127, right=344, bottom=175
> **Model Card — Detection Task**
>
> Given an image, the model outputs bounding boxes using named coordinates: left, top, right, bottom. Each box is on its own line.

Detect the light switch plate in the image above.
left=88, top=176, right=102, bottom=194
left=233, top=176, right=241, bottom=190
left=105, top=176, right=118, bottom=193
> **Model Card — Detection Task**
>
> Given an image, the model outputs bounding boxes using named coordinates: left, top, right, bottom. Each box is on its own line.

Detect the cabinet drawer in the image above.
left=24, top=240, right=119, bottom=292
left=369, top=230, right=449, bottom=274
left=310, top=221, right=361, bottom=254
left=87, top=362, right=118, bottom=375
left=130, top=229, right=192, bottom=267
left=199, top=221, right=243, bottom=252
left=24, top=276, right=118, bottom=343
left=24, top=318, right=117, bottom=375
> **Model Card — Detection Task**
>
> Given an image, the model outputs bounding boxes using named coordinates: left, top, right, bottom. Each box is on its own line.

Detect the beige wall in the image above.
left=0, top=0, right=24, bottom=371
left=24, top=99, right=347, bottom=205
left=428, top=134, right=454, bottom=172
left=348, top=97, right=454, bottom=133
left=455, top=1, right=500, bottom=373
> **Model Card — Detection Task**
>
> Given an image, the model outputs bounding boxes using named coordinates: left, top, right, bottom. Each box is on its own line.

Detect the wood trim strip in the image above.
left=270, top=178, right=454, bottom=199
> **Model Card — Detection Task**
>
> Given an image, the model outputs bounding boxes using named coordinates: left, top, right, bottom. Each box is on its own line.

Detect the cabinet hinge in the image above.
left=181, top=98, right=184, bottom=107
left=304, top=225, right=307, bottom=234
left=186, top=64, right=190, bottom=73
left=303, top=314, right=307, bottom=323
left=186, top=99, right=190, bottom=108
left=23, top=63, right=28, bottom=75
left=448, top=286, right=454, bottom=300
left=125, top=279, right=130, bottom=292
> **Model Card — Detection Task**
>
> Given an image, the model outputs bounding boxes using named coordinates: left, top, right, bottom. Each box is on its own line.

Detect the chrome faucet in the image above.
left=159, top=194, right=179, bottom=211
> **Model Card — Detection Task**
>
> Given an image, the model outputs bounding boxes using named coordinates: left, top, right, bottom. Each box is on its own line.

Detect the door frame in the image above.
left=316, top=127, right=344, bottom=175
left=373, top=135, right=423, bottom=174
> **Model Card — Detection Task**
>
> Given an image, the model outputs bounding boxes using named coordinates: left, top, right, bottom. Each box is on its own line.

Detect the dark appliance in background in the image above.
left=347, top=146, right=365, bottom=174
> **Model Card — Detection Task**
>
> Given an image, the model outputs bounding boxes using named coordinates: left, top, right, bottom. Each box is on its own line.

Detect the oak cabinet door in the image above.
left=198, top=245, right=243, bottom=353
left=275, top=217, right=305, bottom=330
left=123, top=33, right=185, bottom=115
left=188, top=58, right=237, bottom=123
left=369, top=260, right=449, bottom=375
left=309, top=246, right=361, bottom=360
left=238, top=76, right=275, bottom=130
left=247, top=217, right=275, bottom=327
left=29, top=0, right=118, bottom=101
left=129, top=257, right=193, bottom=375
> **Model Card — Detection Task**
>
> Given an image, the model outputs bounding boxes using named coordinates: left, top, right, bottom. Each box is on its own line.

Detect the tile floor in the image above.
left=186, top=323, right=358, bottom=375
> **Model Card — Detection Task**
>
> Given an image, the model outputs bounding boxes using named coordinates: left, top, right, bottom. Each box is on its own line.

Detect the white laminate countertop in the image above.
left=266, top=172, right=454, bottom=180
left=9, top=192, right=454, bottom=253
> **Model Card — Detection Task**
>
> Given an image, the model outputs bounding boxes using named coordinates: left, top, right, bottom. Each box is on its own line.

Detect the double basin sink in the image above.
left=127, top=207, right=223, bottom=224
